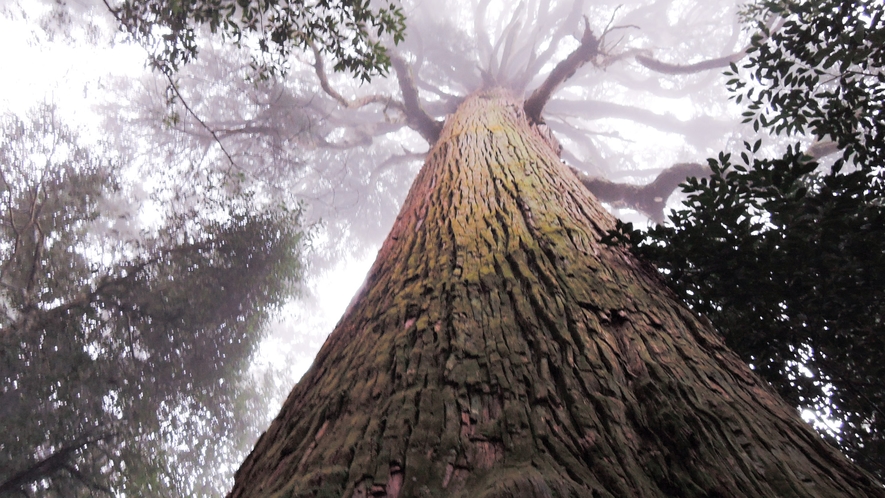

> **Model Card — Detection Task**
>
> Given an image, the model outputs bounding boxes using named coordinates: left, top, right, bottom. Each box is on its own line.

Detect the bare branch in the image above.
left=391, top=55, right=443, bottom=144
left=316, top=121, right=407, bottom=150
left=490, top=2, right=525, bottom=80
left=524, top=17, right=601, bottom=123
left=310, top=43, right=404, bottom=112
left=474, top=0, right=495, bottom=65
left=545, top=98, right=728, bottom=147
left=571, top=162, right=709, bottom=222
left=633, top=11, right=786, bottom=76
left=373, top=150, right=427, bottom=175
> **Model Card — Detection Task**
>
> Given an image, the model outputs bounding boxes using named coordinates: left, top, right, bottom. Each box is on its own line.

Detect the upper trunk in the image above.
left=229, top=89, right=882, bottom=497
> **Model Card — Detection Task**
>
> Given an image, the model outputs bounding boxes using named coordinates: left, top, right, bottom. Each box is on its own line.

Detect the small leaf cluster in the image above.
left=608, top=0, right=885, bottom=478
left=108, top=0, right=406, bottom=81
left=729, top=0, right=884, bottom=169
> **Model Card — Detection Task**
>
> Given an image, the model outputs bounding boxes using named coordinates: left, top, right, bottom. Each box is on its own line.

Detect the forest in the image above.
left=0, top=0, right=882, bottom=496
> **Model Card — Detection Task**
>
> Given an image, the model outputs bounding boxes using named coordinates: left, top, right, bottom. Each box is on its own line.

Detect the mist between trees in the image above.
left=0, top=0, right=882, bottom=496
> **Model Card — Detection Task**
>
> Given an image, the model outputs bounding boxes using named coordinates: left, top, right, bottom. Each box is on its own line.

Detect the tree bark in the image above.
left=228, top=89, right=883, bottom=498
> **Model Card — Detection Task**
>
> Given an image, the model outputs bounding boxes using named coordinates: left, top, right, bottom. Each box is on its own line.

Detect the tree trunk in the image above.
left=228, top=89, right=883, bottom=497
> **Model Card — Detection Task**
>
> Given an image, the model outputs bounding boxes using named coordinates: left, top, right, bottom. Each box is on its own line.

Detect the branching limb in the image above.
left=806, top=140, right=839, bottom=160
left=474, top=0, right=495, bottom=65
left=316, top=121, right=407, bottom=150
left=515, top=0, right=584, bottom=91
left=310, top=43, right=405, bottom=112
left=373, top=149, right=427, bottom=175
left=524, top=17, right=601, bottom=123
left=571, top=162, right=709, bottom=222
left=633, top=12, right=786, bottom=76
left=391, top=55, right=443, bottom=144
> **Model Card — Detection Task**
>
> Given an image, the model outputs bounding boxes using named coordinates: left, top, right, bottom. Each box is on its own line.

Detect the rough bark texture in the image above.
left=229, top=89, right=883, bottom=498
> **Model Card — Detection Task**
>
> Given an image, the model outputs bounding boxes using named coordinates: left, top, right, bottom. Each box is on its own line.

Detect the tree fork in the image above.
left=228, top=89, right=882, bottom=497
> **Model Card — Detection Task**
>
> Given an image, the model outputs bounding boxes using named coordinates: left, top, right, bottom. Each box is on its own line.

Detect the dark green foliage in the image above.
left=106, top=0, right=406, bottom=81
left=0, top=106, right=304, bottom=496
left=606, top=0, right=885, bottom=478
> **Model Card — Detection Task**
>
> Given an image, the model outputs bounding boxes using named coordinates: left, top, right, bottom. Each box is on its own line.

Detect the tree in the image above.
left=227, top=86, right=883, bottom=496
left=0, top=105, right=304, bottom=496
left=609, top=0, right=885, bottom=477
left=20, top=0, right=882, bottom=492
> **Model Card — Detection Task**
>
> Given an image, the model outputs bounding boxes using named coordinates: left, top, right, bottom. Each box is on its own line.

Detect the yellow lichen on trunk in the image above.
left=228, top=89, right=882, bottom=498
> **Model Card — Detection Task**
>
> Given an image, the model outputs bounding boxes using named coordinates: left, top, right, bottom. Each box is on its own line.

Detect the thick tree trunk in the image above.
left=229, top=89, right=882, bottom=497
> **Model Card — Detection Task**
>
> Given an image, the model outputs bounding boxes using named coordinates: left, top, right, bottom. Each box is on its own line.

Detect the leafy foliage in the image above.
left=0, top=105, right=304, bottom=496
left=106, top=0, right=406, bottom=81
left=607, top=0, right=885, bottom=477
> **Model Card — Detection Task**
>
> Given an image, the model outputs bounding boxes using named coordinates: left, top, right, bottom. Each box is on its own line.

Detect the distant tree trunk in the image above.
left=228, top=89, right=882, bottom=497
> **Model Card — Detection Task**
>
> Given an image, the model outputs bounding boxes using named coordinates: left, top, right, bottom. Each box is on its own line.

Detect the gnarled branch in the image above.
left=524, top=17, right=601, bottom=123
left=571, top=162, right=709, bottom=223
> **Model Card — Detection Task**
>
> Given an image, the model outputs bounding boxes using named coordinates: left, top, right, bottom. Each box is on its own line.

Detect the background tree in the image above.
left=609, top=0, right=885, bottom=478
left=0, top=105, right=304, bottom=496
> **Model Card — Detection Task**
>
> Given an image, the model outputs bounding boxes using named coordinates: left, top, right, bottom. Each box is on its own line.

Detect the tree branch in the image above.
left=635, top=51, right=745, bottom=75
left=390, top=55, right=443, bottom=144
left=515, top=0, right=584, bottom=91
left=806, top=140, right=839, bottom=160
left=154, top=59, right=238, bottom=167
left=633, top=12, right=786, bottom=77
left=524, top=17, right=601, bottom=123
left=310, top=43, right=404, bottom=112
left=570, top=162, right=709, bottom=222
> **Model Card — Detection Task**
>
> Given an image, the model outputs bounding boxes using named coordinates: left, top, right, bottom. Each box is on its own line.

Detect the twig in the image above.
left=154, top=59, right=238, bottom=168
left=310, top=42, right=404, bottom=112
